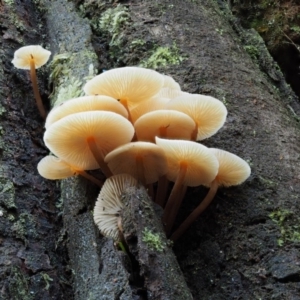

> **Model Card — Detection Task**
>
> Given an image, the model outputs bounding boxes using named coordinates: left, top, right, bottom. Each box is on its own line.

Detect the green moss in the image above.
left=142, top=227, right=165, bottom=252
left=41, top=273, right=53, bottom=290
left=140, top=45, right=184, bottom=69
left=8, top=266, right=32, bottom=300
left=98, top=4, right=130, bottom=46
left=244, top=45, right=259, bottom=60
left=49, top=51, right=97, bottom=106
left=0, top=178, right=16, bottom=209
left=11, top=213, right=37, bottom=244
left=269, top=209, right=300, bottom=246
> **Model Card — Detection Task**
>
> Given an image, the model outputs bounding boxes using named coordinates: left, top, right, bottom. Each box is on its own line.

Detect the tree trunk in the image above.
left=1, top=0, right=300, bottom=299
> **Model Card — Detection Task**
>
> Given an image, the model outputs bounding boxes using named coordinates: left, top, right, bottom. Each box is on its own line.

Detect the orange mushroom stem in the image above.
left=162, top=161, right=188, bottom=234
left=170, top=179, right=219, bottom=241
left=29, top=56, right=47, bottom=119
left=75, top=169, right=103, bottom=187
left=86, top=136, right=113, bottom=178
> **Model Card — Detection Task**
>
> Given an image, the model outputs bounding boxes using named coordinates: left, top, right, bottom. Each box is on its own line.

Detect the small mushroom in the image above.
left=12, top=45, right=51, bottom=119
left=104, top=141, right=167, bottom=186
left=171, top=148, right=251, bottom=241
left=155, top=137, right=219, bottom=234
left=93, top=174, right=138, bottom=240
left=83, top=67, right=164, bottom=120
left=167, top=93, right=227, bottom=140
left=45, top=95, right=128, bottom=129
left=134, top=110, right=196, bottom=143
left=44, top=111, right=134, bottom=177
left=37, top=155, right=103, bottom=186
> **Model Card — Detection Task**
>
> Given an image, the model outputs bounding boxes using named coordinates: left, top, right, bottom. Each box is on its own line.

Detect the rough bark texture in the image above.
left=121, top=185, right=193, bottom=300
left=1, top=0, right=300, bottom=299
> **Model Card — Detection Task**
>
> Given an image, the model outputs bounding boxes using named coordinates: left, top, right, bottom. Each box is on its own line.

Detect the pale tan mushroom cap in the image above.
left=167, top=94, right=227, bottom=140
left=45, top=95, right=128, bottom=129
left=105, top=142, right=168, bottom=184
left=162, top=75, right=181, bottom=90
left=37, top=155, right=76, bottom=179
left=94, top=174, right=138, bottom=240
left=12, top=45, right=51, bottom=69
left=156, top=87, right=188, bottom=99
left=155, top=137, right=219, bottom=187
left=134, top=110, right=196, bottom=142
left=44, top=111, right=134, bottom=170
left=83, top=67, right=164, bottom=107
left=130, top=96, right=169, bottom=124
left=210, top=148, right=251, bottom=187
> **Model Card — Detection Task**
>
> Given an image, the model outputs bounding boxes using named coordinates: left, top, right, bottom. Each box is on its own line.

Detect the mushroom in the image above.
left=83, top=67, right=164, bottom=120
left=162, top=74, right=181, bottom=90
left=130, top=96, right=169, bottom=124
left=93, top=174, right=138, bottom=240
left=171, top=148, right=251, bottom=241
left=37, top=155, right=103, bottom=186
left=104, top=142, right=167, bottom=187
left=155, top=137, right=219, bottom=234
left=12, top=45, right=51, bottom=119
left=167, top=93, right=227, bottom=141
left=134, top=110, right=196, bottom=143
left=45, top=95, right=128, bottom=129
left=44, top=111, right=134, bottom=177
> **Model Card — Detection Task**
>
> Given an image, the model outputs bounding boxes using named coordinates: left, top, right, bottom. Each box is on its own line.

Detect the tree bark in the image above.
left=1, top=0, right=300, bottom=299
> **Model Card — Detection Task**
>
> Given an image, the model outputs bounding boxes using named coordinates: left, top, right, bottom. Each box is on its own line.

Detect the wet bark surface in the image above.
left=1, top=0, right=300, bottom=299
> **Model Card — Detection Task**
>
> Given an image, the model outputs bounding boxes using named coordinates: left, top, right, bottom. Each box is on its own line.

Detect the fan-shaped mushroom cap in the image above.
left=130, top=96, right=169, bottom=124
left=167, top=94, right=227, bottom=140
left=105, top=142, right=167, bottom=184
left=44, top=111, right=134, bottom=170
left=94, top=174, right=138, bottom=240
left=83, top=67, right=164, bottom=108
left=45, top=95, right=128, bottom=129
left=38, top=155, right=76, bottom=179
left=162, top=75, right=181, bottom=90
left=134, top=110, right=196, bottom=142
left=12, top=45, right=51, bottom=69
left=155, top=137, right=219, bottom=187
left=210, top=148, right=251, bottom=187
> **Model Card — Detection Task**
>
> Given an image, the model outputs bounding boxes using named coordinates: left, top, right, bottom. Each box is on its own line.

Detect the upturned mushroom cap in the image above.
left=167, top=93, right=227, bottom=140
left=209, top=148, right=251, bottom=187
left=12, top=45, right=51, bottom=69
left=94, top=174, right=138, bottom=240
left=45, top=95, right=128, bottom=129
left=134, top=110, right=196, bottom=142
left=83, top=67, right=164, bottom=108
left=105, top=142, right=167, bottom=184
left=44, top=111, right=134, bottom=170
left=155, top=137, right=219, bottom=187
left=37, top=155, right=76, bottom=179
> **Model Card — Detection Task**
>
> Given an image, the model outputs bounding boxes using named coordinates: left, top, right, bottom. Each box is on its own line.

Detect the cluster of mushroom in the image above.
left=36, top=65, right=250, bottom=242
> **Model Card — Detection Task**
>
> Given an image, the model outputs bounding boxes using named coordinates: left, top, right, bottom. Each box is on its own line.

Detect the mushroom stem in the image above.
left=190, top=123, right=198, bottom=141
left=29, top=57, right=47, bottom=119
left=136, top=155, right=146, bottom=186
left=159, top=125, right=168, bottom=139
left=171, top=179, right=219, bottom=242
left=162, top=162, right=188, bottom=234
left=75, top=170, right=103, bottom=187
left=155, top=175, right=169, bottom=208
left=86, top=137, right=113, bottom=178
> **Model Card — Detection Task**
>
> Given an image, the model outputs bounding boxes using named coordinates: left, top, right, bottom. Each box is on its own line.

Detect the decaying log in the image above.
left=121, top=185, right=193, bottom=300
